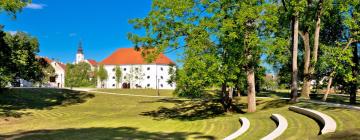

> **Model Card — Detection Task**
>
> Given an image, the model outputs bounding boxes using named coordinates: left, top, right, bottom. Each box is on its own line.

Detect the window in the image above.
left=124, top=76, right=126, bottom=79
left=135, top=76, right=138, bottom=79
left=123, top=68, right=127, bottom=71
left=160, top=76, right=163, bottom=79
left=112, top=68, right=115, bottom=71
left=160, top=84, right=163, bottom=87
left=160, top=67, right=163, bottom=71
left=147, top=76, right=150, bottom=79
left=112, top=76, right=115, bottom=79
left=147, top=84, right=150, bottom=87
left=147, top=67, right=150, bottom=70
left=135, top=68, right=139, bottom=71
left=112, top=84, right=115, bottom=87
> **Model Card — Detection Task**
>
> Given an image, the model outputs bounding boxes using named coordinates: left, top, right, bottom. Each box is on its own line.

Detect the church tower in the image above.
left=75, top=41, right=85, bottom=64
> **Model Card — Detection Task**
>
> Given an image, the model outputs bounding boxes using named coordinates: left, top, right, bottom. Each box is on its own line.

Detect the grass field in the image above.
left=0, top=88, right=360, bottom=139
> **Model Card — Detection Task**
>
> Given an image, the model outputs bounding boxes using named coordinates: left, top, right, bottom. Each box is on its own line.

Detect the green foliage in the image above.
left=166, top=63, right=177, bottom=87
left=97, top=64, right=108, bottom=87
left=129, top=0, right=279, bottom=99
left=37, top=58, right=55, bottom=85
left=115, top=66, right=122, bottom=88
left=0, top=29, right=43, bottom=87
left=124, top=66, right=144, bottom=88
left=65, top=62, right=94, bottom=88
left=0, top=0, right=30, bottom=18
left=317, top=46, right=354, bottom=82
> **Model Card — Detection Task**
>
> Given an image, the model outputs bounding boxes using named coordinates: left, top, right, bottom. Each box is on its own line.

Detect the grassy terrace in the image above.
left=94, top=88, right=175, bottom=97
left=0, top=88, right=359, bottom=139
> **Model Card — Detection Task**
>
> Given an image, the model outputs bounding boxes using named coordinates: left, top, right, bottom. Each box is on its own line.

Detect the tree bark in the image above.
left=322, top=77, right=333, bottom=101
left=305, top=0, right=324, bottom=99
left=237, top=86, right=241, bottom=97
left=247, top=67, right=256, bottom=112
left=290, top=14, right=299, bottom=102
left=229, top=87, right=233, bottom=99
left=300, top=31, right=311, bottom=99
left=350, top=44, right=359, bottom=104
left=221, top=83, right=232, bottom=112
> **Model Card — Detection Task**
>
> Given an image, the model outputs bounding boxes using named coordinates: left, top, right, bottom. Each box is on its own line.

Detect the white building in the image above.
left=16, top=57, right=66, bottom=88
left=75, top=42, right=97, bottom=69
left=43, top=58, right=66, bottom=88
left=98, top=48, right=176, bottom=89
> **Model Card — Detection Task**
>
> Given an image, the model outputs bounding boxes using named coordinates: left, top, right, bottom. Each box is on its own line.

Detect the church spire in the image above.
left=77, top=41, right=83, bottom=54
left=75, top=40, right=85, bottom=64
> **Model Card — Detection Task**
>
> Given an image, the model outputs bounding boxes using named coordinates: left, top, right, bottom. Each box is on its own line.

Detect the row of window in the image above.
left=111, top=83, right=164, bottom=87
left=112, top=67, right=164, bottom=72
left=111, top=76, right=164, bottom=80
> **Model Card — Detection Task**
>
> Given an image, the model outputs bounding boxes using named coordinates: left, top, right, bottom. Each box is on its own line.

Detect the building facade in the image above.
left=98, top=48, right=176, bottom=89
left=74, top=42, right=97, bottom=69
left=43, top=58, right=66, bottom=88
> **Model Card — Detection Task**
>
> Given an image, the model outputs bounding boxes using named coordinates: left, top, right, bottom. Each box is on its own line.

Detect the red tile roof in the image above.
left=100, top=48, right=174, bottom=65
left=58, top=63, right=66, bottom=70
left=87, top=59, right=97, bottom=66
left=43, top=57, right=53, bottom=64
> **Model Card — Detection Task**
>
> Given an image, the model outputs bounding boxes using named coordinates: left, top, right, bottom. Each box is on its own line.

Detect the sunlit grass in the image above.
left=0, top=88, right=359, bottom=139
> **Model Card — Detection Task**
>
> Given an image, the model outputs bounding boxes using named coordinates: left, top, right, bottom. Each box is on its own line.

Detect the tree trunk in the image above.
left=322, top=77, right=333, bottom=101
left=221, top=83, right=232, bottom=112
left=300, top=31, right=311, bottom=99
left=306, top=0, right=324, bottom=99
left=247, top=67, right=256, bottom=112
left=229, top=87, right=233, bottom=99
left=290, top=14, right=299, bottom=102
left=237, top=86, right=241, bottom=97
left=350, top=44, right=359, bottom=104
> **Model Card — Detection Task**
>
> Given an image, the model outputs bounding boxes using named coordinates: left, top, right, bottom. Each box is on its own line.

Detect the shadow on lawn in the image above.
left=318, top=128, right=360, bottom=140
left=257, top=90, right=291, bottom=98
left=0, top=127, right=215, bottom=140
left=141, top=98, right=245, bottom=121
left=0, top=88, right=94, bottom=118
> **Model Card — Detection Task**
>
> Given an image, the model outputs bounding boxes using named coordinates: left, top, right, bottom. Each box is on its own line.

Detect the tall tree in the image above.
left=339, top=0, right=360, bottom=104
left=128, top=0, right=278, bottom=112
left=97, top=64, right=108, bottom=88
left=65, top=62, right=93, bottom=87
left=115, top=66, right=122, bottom=88
left=1, top=31, right=43, bottom=87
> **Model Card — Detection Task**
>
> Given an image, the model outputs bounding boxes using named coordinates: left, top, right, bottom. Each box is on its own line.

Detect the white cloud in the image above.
left=69, top=33, right=77, bottom=37
left=26, top=3, right=46, bottom=10
left=8, top=31, right=18, bottom=35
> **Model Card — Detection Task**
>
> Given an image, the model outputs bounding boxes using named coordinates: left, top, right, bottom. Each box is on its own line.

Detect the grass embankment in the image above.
left=0, top=88, right=360, bottom=139
left=0, top=88, right=238, bottom=139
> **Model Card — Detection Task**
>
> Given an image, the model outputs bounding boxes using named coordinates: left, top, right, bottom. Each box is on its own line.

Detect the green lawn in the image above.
left=0, top=88, right=360, bottom=139
left=0, top=88, right=239, bottom=139
left=94, top=88, right=175, bottom=97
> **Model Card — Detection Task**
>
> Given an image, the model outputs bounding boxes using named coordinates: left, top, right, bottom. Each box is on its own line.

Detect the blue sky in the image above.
left=0, top=0, right=182, bottom=64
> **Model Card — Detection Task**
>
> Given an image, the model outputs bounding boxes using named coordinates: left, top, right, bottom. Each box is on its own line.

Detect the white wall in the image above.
left=98, top=64, right=175, bottom=89
left=51, top=62, right=65, bottom=88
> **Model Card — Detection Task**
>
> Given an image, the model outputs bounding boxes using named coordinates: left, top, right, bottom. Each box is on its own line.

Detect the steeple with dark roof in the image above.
left=77, top=41, right=83, bottom=54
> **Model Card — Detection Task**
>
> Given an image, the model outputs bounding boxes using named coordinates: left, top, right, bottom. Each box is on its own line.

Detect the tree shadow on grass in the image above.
left=141, top=98, right=245, bottom=121
left=296, top=103, right=340, bottom=111
left=317, top=128, right=360, bottom=140
left=259, top=99, right=292, bottom=110
left=0, top=88, right=94, bottom=118
left=0, top=127, right=215, bottom=140
left=257, top=90, right=291, bottom=98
